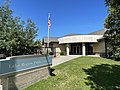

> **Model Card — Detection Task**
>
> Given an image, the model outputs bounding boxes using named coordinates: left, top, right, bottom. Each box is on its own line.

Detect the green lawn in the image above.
left=24, top=57, right=120, bottom=90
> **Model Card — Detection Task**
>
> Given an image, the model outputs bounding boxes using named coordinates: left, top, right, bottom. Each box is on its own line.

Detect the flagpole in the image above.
left=47, top=26, right=49, bottom=48
left=47, top=13, right=50, bottom=54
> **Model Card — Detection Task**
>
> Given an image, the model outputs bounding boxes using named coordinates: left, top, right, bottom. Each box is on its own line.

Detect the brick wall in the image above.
left=0, top=66, right=50, bottom=90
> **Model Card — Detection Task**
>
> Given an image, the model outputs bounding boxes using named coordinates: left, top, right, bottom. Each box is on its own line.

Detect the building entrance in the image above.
left=86, top=43, right=93, bottom=55
left=71, top=43, right=82, bottom=55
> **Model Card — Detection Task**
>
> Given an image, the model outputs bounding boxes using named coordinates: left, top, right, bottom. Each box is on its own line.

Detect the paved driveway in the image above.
left=52, top=55, right=81, bottom=67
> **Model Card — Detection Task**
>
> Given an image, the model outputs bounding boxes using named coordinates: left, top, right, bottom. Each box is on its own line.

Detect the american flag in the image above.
left=48, top=13, right=51, bottom=30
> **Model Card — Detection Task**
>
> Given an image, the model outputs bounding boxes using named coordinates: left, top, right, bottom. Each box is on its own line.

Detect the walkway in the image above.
left=52, top=55, right=81, bottom=67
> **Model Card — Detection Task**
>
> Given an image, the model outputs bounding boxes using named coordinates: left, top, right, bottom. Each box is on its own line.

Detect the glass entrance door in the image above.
left=86, top=43, right=93, bottom=55
left=72, top=45, right=82, bottom=55
left=73, top=46, right=77, bottom=54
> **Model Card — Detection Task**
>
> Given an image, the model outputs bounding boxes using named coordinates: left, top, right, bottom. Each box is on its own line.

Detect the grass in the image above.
left=24, top=56, right=120, bottom=90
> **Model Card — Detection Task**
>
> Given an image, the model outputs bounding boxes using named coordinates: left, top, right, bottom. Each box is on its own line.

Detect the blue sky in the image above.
left=0, top=0, right=107, bottom=40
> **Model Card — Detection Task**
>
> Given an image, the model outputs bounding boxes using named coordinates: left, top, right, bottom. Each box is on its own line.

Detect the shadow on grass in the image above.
left=83, top=64, right=120, bottom=90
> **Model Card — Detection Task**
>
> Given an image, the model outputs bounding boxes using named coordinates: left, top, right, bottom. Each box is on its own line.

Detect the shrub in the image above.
left=114, top=48, right=120, bottom=61
left=60, top=51, right=65, bottom=56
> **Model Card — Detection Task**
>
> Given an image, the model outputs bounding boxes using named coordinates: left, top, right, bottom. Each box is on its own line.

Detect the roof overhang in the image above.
left=58, top=35, right=103, bottom=44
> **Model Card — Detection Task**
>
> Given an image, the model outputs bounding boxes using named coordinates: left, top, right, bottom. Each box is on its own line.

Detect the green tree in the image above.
left=0, top=1, right=13, bottom=56
left=104, top=0, right=120, bottom=60
left=23, top=18, right=38, bottom=55
left=0, top=1, right=40, bottom=56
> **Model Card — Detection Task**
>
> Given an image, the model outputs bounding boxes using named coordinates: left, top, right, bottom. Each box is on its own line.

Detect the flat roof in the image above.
left=43, top=29, right=106, bottom=43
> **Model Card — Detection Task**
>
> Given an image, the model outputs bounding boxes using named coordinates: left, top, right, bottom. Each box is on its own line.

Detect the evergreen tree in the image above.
left=0, top=1, right=41, bottom=56
left=104, top=0, right=120, bottom=60
left=0, top=1, right=13, bottom=56
left=24, top=18, right=38, bottom=55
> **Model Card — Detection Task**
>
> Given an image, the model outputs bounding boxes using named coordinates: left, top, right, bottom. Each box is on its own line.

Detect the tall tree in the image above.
left=0, top=1, right=13, bottom=56
left=104, top=0, right=120, bottom=60
left=23, top=18, right=38, bottom=55
left=0, top=1, right=40, bottom=56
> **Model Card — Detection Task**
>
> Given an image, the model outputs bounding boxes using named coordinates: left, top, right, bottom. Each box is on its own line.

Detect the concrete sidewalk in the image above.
left=52, top=55, right=81, bottom=67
